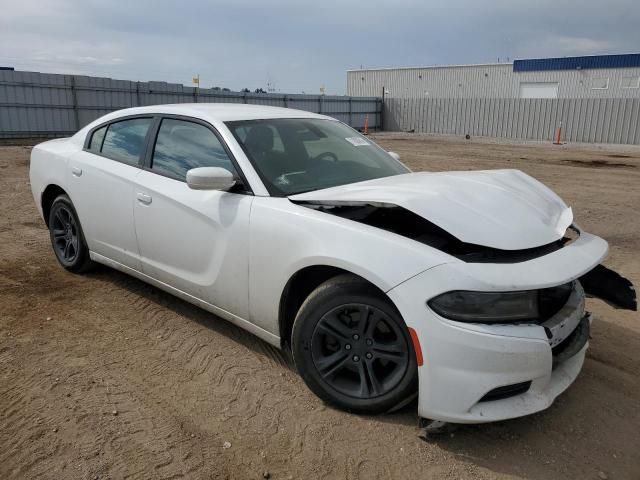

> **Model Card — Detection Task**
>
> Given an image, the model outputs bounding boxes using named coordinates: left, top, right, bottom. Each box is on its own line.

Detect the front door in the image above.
left=133, top=117, right=253, bottom=319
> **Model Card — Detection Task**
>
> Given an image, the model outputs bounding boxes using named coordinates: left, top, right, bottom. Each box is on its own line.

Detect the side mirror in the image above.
left=388, top=151, right=400, bottom=161
left=186, top=167, right=236, bottom=191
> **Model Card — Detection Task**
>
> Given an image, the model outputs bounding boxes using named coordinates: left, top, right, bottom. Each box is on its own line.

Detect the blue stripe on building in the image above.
left=513, top=54, right=640, bottom=72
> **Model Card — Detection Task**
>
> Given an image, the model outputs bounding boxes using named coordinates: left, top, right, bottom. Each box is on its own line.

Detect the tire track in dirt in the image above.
left=58, top=268, right=301, bottom=477
left=0, top=356, right=67, bottom=478
left=0, top=319, right=214, bottom=479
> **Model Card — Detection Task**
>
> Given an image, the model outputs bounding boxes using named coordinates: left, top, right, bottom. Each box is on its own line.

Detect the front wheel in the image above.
left=292, top=274, right=418, bottom=413
left=48, top=194, right=94, bottom=273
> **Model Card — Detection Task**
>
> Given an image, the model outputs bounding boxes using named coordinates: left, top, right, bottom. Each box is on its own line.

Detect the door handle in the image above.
left=137, top=192, right=152, bottom=205
left=71, top=166, right=82, bottom=177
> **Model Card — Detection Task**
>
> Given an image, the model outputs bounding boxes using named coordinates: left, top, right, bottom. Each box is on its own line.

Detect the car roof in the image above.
left=71, top=103, right=337, bottom=147
left=96, top=103, right=331, bottom=123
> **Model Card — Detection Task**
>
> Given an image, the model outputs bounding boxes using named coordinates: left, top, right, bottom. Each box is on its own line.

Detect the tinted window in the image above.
left=88, top=126, right=106, bottom=152
left=151, top=119, right=235, bottom=181
left=101, top=118, right=152, bottom=165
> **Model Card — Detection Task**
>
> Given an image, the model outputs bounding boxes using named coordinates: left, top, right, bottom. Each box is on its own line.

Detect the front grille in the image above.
left=479, top=381, right=532, bottom=402
left=551, top=313, right=591, bottom=369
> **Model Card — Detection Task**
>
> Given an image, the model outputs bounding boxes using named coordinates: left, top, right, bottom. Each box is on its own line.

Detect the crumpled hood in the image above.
left=289, top=169, right=573, bottom=250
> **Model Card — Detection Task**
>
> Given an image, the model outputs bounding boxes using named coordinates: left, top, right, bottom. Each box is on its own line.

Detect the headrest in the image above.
left=244, top=125, right=274, bottom=152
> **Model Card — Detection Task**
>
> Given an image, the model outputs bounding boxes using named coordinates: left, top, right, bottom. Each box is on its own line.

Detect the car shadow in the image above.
left=85, top=264, right=299, bottom=374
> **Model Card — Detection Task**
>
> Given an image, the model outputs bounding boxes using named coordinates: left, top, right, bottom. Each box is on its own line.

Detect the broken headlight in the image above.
left=428, top=290, right=539, bottom=323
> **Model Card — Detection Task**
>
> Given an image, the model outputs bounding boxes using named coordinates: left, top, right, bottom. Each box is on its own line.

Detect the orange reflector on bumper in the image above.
left=408, top=327, right=424, bottom=366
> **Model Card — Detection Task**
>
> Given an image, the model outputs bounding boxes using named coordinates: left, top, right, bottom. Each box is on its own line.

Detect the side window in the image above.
left=88, top=125, right=107, bottom=152
left=151, top=119, right=236, bottom=181
left=101, top=118, right=153, bottom=165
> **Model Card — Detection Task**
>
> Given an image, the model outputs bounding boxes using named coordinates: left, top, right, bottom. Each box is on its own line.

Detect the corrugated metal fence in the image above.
left=0, top=70, right=381, bottom=139
left=384, top=97, right=640, bottom=144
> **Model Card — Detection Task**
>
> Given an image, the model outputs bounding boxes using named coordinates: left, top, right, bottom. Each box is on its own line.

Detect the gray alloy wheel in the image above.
left=310, top=303, right=410, bottom=399
left=292, top=274, right=418, bottom=413
left=48, top=195, right=94, bottom=273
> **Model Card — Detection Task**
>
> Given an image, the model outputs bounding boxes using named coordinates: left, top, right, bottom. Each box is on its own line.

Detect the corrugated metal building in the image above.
left=347, top=54, right=640, bottom=99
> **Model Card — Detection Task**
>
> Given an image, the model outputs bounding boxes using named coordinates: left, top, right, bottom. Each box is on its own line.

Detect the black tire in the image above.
left=292, top=274, right=418, bottom=414
left=48, top=194, right=94, bottom=273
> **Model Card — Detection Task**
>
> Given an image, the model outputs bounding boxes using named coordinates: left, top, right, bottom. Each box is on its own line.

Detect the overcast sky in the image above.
left=1, top=0, right=639, bottom=95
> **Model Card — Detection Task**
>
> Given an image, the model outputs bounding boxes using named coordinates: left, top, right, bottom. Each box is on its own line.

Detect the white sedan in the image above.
left=29, top=104, right=635, bottom=424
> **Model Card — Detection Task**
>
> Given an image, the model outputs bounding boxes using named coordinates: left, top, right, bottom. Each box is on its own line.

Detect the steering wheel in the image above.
left=313, top=151, right=338, bottom=162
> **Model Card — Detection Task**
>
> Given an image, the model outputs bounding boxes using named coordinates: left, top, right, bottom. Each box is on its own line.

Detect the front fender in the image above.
left=248, top=197, right=452, bottom=336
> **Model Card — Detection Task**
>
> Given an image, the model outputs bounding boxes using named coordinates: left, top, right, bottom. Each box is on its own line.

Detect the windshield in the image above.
left=226, top=118, right=409, bottom=196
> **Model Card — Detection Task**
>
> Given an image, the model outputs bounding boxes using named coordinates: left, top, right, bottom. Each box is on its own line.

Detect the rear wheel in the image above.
left=292, top=274, right=417, bottom=413
left=48, top=195, right=94, bottom=273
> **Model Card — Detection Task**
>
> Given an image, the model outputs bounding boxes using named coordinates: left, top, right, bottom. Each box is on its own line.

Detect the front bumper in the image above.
left=387, top=231, right=607, bottom=423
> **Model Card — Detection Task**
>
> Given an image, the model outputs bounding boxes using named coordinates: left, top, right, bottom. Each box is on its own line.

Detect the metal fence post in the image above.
left=381, top=87, right=385, bottom=131
left=70, top=75, right=80, bottom=131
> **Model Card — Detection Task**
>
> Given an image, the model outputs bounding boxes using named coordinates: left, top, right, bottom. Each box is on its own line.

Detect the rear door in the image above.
left=67, top=116, right=154, bottom=269
left=132, top=116, right=253, bottom=318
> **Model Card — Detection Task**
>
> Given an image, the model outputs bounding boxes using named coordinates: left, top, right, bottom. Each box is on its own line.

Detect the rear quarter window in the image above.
left=88, top=125, right=107, bottom=152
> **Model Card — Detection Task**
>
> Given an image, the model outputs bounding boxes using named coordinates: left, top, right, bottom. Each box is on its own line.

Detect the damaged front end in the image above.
left=290, top=169, right=635, bottom=423
left=293, top=200, right=636, bottom=312
left=384, top=227, right=628, bottom=423
left=294, top=200, right=572, bottom=263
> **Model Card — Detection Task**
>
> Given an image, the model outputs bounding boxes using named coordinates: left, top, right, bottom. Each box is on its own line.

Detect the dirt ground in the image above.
left=1, top=134, right=639, bottom=480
